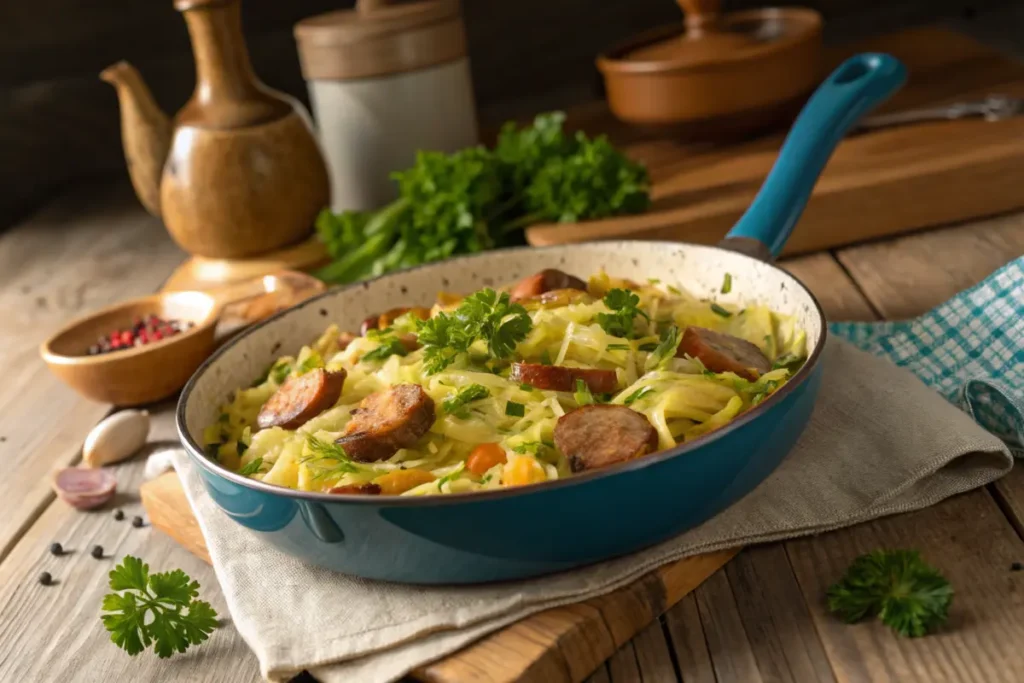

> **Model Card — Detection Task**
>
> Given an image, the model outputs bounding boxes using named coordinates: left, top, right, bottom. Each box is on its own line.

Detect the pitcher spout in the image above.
left=100, top=61, right=172, bottom=218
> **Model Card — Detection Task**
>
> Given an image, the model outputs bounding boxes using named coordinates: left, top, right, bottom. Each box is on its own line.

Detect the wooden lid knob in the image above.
left=677, top=0, right=721, bottom=35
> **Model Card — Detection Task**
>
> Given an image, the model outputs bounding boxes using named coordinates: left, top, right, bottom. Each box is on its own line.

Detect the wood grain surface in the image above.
left=526, top=28, right=1024, bottom=257
left=0, top=182, right=183, bottom=561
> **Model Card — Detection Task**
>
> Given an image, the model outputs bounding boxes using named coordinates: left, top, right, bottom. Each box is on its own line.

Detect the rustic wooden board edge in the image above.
left=140, top=472, right=736, bottom=683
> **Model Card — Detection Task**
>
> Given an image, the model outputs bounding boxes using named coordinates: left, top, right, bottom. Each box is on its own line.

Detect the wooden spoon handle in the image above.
left=357, top=0, right=391, bottom=14
left=676, top=0, right=721, bottom=34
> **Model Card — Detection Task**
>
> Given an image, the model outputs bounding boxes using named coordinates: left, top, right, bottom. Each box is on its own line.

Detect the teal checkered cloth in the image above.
left=831, top=257, right=1024, bottom=457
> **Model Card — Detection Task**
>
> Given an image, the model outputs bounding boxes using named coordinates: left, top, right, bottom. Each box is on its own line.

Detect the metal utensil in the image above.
left=857, top=94, right=1024, bottom=131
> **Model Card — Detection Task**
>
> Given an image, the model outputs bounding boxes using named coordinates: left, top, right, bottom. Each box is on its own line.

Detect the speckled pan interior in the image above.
left=182, top=241, right=823, bottom=451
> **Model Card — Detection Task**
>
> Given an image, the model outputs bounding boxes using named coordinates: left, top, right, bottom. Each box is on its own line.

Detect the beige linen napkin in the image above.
left=171, top=337, right=1012, bottom=682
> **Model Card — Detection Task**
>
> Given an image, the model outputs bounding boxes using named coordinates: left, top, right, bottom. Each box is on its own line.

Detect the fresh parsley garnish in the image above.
left=721, top=273, right=732, bottom=294
left=637, top=342, right=659, bottom=352
left=710, top=303, right=732, bottom=318
left=644, top=325, right=681, bottom=372
left=295, top=351, right=324, bottom=375
left=301, top=436, right=361, bottom=480
left=574, top=378, right=595, bottom=406
left=511, top=441, right=543, bottom=454
left=417, top=289, right=532, bottom=375
left=827, top=550, right=953, bottom=637
left=238, top=456, right=264, bottom=476
left=101, top=556, right=218, bottom=658
left=597, top=288, right=650, bottom=338
left=442, top=384, right=490, bottom=418
left=361, top=331, right=409, bottom=363
left=606, top=343, right=631, bottom=351
left=623, top=386, right=655, bottom=406
left=505, top=401, right=526, bottom=417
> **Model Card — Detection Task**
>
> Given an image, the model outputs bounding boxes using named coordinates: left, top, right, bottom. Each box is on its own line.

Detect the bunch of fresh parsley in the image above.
left=314, top=113, right=650, bottom=284
left=417, top=288, right=532, bottom=374
left=101, top=556, right=218, bottom=658
left=827, top=549, right=953, bottom=637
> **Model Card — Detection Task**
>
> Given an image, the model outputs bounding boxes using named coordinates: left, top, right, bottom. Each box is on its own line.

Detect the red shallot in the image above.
left=51, top=467, right=117, bottom=510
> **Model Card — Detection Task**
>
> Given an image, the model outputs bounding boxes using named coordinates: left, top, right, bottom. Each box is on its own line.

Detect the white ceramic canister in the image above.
left=294, top=0, right=479, bottom=212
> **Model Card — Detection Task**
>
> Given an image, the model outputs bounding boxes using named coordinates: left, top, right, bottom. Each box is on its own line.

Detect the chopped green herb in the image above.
left=296, top=352, right=324, bottom=375
left=101, top=555, right=218, bottom=658
left=623, top=386, right=655, bottom=406
left=772, top=353, right=807, bottom=373
left=597, top=288, right=650, bottom=338
left=574, top=378, right=595, bottom=406
left=238, top=457, right=264, bottom=476
left=750, top=379, right=779, bottom=405
left=721, top=273, right=733, bottom=294
left=710, top=303, right=733, bottom=318
left=826, top=550, right=953, bottom=638
left=442, top=384, right=490, bottom=418
left=606, top=343, right=631, bottom=351
left=644, top=325, right=681, bottom=372
left=436, top=463, right=466, bottom=491
left=764, top=334, right=773, bottom=347
left=512, top=441, right=542, bottom=454
left=301, top=436, right=362, bottom=480
left=648, top=278, right=661, bottom=285
left=269, top=361, right=293, bottom=384
left=505, top=401, right=526, bottom=417
left=638, top=342, right=659, bottom=352
left=417, top=288, right=532, bottom=374
left=667, top=285, right=681, bottom=295
left=519, top=383, right=534, bottom=392
left=361, top=334, right=409, bottom=363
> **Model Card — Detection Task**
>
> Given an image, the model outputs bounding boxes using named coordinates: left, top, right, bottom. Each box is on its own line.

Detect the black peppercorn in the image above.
left=91, top=545, right=104, bottom=559
left=1011, top=562, right=1023, bottom=572
left=49, top=542, right=63, bottom=556
left=39, top=571, right=53, bottom=586
left=113, top=509, right=125, bottom=521
left=132, top=516, right=145, bottom=528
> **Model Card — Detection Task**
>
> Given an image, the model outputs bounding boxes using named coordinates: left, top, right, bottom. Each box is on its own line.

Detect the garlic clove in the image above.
left=83, top=409, right=150, bottom=468
left=52, top=467, right=117, bottom=509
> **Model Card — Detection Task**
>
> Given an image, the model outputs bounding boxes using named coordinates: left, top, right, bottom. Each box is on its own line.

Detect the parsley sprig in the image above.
left=101, top=556, right=218, bottom=658
left=597, top=288, right=650, bottom=339
left=417, top=289, right=532, bottom=374
left=827, top=550, right=953, bottom=637
left=362, top=328, right=410, bottom=363
left=442, top=384, right=490, bottom=418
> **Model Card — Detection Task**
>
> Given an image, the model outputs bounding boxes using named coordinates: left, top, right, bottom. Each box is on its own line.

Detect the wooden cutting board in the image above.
left=526, top=27, right=1024, bottom=254
left=141, top=472, right=737, bottom=682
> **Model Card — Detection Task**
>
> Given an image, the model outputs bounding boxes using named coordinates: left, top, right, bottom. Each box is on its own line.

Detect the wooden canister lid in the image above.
left=294, top=0, right=468, bottom=81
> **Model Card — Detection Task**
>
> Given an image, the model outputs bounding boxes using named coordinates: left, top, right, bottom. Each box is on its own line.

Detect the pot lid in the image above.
left=601, top=0, right=821, bottom=72
left=294, top=0, right=467, bottom=80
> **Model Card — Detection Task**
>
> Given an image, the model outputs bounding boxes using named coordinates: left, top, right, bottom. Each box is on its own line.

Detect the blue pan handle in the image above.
left=721, top=53, right=907, bottom=261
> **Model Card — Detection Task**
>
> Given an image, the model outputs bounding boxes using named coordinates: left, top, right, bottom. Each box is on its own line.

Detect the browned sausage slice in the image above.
left=676, top=327, right=771, bottom=381
left=327, top=483, right=382, bottom=495
left=554, top=405, right=658, bottom=472
left=335, top=384, right=436, bottom=462
left=509, top=269, right=587, bottom=301
left=511, top=363, right=618, bottom=393
left=257, top=368, right=347, bottom=430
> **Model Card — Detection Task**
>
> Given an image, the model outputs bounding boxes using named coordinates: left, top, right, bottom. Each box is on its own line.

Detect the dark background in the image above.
left=0, top=0, right=1012, bottom=230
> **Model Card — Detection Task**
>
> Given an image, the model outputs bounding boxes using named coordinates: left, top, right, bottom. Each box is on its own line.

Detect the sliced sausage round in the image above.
left=511, top=363, right=618, bottom=393
left=256, top=368, right=347, bottom=430
left=327, top=483, right=382, bottom=495
left=676, top=327, right=771, bottom=381
left=335, top=384, right=436, bottom=462
left=509, top=269, right=587, bottom=301
left=554, top=405, right=658, bottom=472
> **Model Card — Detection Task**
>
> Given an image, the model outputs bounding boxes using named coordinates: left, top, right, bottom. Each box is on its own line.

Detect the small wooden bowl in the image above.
left=40, top=272, right=325, bottom=406
left=597, top=0, right=822, bottom=137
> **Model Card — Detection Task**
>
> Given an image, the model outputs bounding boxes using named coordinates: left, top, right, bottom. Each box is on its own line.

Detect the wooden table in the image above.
left=1, top=176, right=1022, bottom=682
